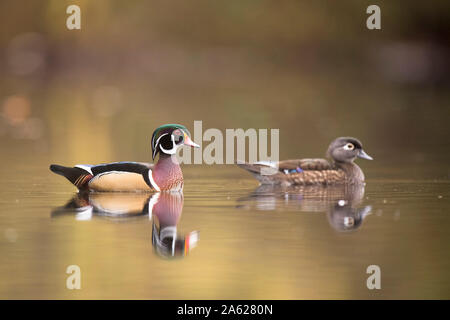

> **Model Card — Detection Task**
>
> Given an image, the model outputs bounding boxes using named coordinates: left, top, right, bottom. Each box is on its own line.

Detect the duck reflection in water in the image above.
left=51, top=192, right=199, bottom=258
left=237, top=184, right=372, bottom=232
left=150, top=193, right=199, bottom=259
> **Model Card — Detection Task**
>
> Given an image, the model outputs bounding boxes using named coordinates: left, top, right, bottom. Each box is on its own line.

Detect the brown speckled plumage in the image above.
left=237, top=137, right=373, bottom=185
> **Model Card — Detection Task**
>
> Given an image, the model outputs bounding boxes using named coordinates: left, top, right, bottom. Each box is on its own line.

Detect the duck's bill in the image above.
left=185, top=230, right=200, bottom=254
left=184, top=134, right=200, bottom=148
left=358, top=149, right=373, bottom=160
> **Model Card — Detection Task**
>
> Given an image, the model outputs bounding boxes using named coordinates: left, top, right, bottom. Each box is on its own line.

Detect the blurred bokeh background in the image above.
left=0, top=0, right=449, bottom=173
left=0, top=0, right=449, bottom=299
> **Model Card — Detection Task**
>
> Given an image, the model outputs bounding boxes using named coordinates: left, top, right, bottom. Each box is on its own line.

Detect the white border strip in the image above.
left=148, top=169, right=161, bottom=191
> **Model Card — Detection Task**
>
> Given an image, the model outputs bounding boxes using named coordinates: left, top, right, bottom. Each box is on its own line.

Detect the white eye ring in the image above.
left=343, top=143, right=355, bottom=150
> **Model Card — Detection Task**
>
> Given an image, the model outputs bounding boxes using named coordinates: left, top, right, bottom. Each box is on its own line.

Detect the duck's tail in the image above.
left=50, top=164, right=92, bottom=189
left=236, top=162, right=280, bottom=184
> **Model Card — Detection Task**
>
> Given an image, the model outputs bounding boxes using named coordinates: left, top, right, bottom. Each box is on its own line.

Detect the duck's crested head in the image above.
left=152, top=226, right=199, bottom=259
left=151, top=124, right=199, bottom=160
left=328, top=203, right=372, bottom=232
left=326, top=137, right=373, bottom=163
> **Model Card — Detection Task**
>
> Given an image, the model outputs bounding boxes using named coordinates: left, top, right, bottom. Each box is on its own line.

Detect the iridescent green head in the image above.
left=151, top=124, right=199, bottom=160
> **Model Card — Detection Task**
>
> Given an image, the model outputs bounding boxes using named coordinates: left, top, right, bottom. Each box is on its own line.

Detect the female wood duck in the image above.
left=50, top=124, right=199, bottom=192
left=237, top=137, right=373, bottom=185
left=236, top=184, right=372, bottom=232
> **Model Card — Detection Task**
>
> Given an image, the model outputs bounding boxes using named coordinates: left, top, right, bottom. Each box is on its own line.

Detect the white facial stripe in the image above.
left=159, top=134, right=177, bottom=155
left=160, top=226, right=177, bottom=240
left=153, top=132, right=169, bottom=158
left=154, top=132, right=168, bottom=148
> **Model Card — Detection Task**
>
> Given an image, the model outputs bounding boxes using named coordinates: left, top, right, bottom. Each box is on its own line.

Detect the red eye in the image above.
left=175, top=135, right=184, bottom=144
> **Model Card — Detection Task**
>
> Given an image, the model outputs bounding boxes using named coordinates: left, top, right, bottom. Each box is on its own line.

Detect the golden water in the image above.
left=0, top=162, right=448, bottom=299
left=1, top=0, right=449, bottom=299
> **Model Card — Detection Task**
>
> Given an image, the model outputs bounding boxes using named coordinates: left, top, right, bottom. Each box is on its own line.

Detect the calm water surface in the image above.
left=0, top=164, right=449, bottom=299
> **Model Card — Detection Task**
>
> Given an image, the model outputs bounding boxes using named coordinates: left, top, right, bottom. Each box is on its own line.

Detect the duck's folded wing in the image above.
left=237, top=159, right=344, bottom=185
left=283, top=169, right=346, bottom=185
left=277, top=158, right=333, bottom=171
left=277, top=159, right=345, bottom=184
left=75, top=162, right=156, bottom=191
left=236, top=158, right=332, bottom=175
left=75, top=161, right=153, bottom=176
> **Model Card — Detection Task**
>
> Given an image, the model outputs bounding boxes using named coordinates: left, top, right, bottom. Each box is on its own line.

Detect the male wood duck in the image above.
left=51, top=192, right=199, bottom=257
left=237, top=137, right=373, bottom=185
left=151, top=192, right=199, bottom=259
left=49, top=124, right=199, bottom=192
left=51, top=192, right=155, bottom=220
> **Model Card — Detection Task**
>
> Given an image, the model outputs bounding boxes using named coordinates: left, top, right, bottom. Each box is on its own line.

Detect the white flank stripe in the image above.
left=147, top=192, right=161, bottom=220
